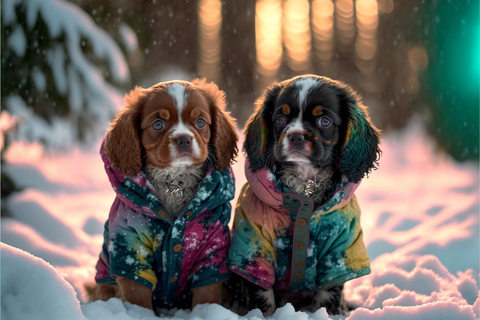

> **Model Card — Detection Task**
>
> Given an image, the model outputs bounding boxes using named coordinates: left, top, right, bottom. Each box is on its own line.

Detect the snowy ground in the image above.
left=1, top=120, right=479, bottom=319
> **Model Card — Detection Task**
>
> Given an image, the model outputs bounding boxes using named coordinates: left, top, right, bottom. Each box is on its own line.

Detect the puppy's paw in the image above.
left=84, top=282, right=120, bottom=302
left=116, top=276, right=153, bottom=310
left=253, top=287, right=276, bottom=316
left=311, top=284, right=346, bottom=315
left=191, top=281, right=223, bottom=308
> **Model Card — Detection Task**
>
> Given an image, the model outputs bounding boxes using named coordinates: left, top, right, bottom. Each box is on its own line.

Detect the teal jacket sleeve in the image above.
left=315, top=196, right=371, bottom=290
left=108, top=200, right=159, bottom=290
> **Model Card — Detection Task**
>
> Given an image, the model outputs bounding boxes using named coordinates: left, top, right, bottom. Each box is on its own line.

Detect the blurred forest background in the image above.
left=1, top=0, right=479, bottom=200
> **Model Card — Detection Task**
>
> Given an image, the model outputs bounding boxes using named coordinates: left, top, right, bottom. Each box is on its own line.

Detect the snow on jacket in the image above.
left=94, top=138, right=235, bottom=309
left=228, top=160, right=370, bottom=302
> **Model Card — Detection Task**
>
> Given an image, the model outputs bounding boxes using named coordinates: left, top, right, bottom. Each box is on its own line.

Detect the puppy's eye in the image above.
left=152, top=120, right=164, bottom=130
left=276, top=116, right=286, bottom=126
left=318, top=116, right=332, bottom=127
left=196, top=118, right=206, bottom=128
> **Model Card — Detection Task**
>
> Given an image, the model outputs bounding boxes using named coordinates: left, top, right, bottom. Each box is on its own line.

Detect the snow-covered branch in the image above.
left=2, top=0, right=131, bottom=150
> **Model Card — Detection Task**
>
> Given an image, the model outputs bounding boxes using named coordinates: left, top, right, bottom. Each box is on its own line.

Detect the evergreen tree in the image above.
left=1, top=0, right=130, bottom=151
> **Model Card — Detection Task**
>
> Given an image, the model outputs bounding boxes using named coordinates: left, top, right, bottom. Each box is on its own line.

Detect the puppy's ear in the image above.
left=193, top=78, right=238, bottom=170
left=337, top=86, right=381, bottom=183
left=244, top=83, right=282, bottom=172
left=105, top=86, right=148, bottom=176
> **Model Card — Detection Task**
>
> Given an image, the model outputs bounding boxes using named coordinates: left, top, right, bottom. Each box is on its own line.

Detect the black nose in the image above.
left=176, top=136, right=192, bottom=148
left=289, top=133, right=305, bottom=146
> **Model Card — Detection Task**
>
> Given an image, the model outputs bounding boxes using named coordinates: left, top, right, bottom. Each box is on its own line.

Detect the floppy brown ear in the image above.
left=193, top=78, right=238, bottom=170
left=105, top=86, right=148, bottom=176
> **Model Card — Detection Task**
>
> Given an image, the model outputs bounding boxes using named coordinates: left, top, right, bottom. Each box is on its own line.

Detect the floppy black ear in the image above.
left=243, top=83, right=282, bottom=172
left=337, top=86, right=381, bottom=183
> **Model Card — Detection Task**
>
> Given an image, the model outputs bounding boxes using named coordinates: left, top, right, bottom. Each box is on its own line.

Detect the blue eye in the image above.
left=318, top=116, right=332, bottom=127
left=276, top=116, right=286, bottom=126
left=197, top=118, right=206, bottom=128
left=152, top=120, right=164, bottom=130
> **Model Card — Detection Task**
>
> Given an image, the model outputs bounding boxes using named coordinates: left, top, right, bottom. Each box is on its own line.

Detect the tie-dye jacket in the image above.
left=94, top=140, right=235, bottom=309
left=228, top=160, right=370, bottom=303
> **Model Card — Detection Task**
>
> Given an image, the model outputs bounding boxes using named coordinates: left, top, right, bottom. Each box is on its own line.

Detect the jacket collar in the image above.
left=245, top=159, right=360, bottom=214
left=100, top=136, right=235, bottom=220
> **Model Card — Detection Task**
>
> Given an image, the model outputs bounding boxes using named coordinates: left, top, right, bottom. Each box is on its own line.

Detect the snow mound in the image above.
left=346, top=300, right=477, bottom=320
left=0, top=243, right=85, bottom=320
left=344, top=252, right=479, bottom=318
left=82, top=300, right=330, bottom=320
left=1, top=241, right=478, bottom=320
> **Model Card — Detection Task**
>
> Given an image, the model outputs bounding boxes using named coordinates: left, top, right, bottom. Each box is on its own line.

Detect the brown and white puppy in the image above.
left=85, top=79, right=237, bottom=310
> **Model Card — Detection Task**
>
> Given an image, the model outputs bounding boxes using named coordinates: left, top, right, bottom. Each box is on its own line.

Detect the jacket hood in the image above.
left=100, top=136, right=236, bottom=221
left=244, top=159, right=360, bottom=214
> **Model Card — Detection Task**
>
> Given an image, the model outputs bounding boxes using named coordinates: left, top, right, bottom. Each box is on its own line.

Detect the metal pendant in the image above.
left=165, top=182, right=183, bottom=196
left=304, top=180, right=316, bottom=197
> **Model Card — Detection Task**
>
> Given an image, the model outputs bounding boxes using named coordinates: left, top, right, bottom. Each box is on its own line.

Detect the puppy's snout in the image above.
left=176, top=136, right=192, bottom=149
left=288, top=133, right=305, bottom=146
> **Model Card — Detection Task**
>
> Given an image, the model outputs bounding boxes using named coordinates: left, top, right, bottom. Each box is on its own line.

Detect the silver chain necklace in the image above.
left=301, top=177, right=324, bottom=197
left=165, top=177, right=184, bottom=196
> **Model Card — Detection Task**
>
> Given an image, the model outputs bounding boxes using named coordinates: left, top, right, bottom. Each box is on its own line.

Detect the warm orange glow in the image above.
left=256, top=0, right=283, bottom=76
left=335, top=0, right=355, bottom=49
left=408, top=46, right=429, bottom=71
left=406, top=45, right=428, bottom=94
left=312, top=0, right=335, bottom=62
left=406, top=74, right=420, bottom=94
left=377, top=0, right=394, bottom=14
left=197, top=0, right=222, bottom=83
left=283, top=0, right=312, bottom=71
left=354, top=0, right=378, bottom=86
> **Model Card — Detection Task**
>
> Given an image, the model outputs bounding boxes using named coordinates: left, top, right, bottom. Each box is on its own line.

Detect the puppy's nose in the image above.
left=288, top=133, right=305, bottom=146
left=176, top=136, right=192, bottom=148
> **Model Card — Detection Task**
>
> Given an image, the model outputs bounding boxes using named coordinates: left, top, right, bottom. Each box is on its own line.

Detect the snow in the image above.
left=5, top=96, right=78, bottom=149
left=345, top=301, right=477, bottom=320
left=15, top=0, right=129, bottom=83
left=81, top=300, right=330, bottom=320
left=47, top=45, right=68, bottom=94
left=1, top=119, right=479, bottom=319
left=346, top=253, right=478, bottom=310
left=1, top=243, right=85, bottom=320
left=31, top=67, right=47, bottom=91
left=119, top=22, right=139, bottom=53
left=7, top=24, right=27, bottom=56
left=2, top=0, right=128, bottom=149
left=353, top=119, right=479, bottom=277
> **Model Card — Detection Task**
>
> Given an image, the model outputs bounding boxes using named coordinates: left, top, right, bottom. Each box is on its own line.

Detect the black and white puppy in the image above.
left=226, top=75, right=380, bottom=316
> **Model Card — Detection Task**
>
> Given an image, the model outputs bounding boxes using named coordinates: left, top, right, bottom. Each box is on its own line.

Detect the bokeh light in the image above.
left=197, top=0, right=222, bottom=84
left=377, top=0, right=394, bottom=14
left=408, top=46, right=429, bottom=72
left=255, top=0, right=283, bottom=76
left=312, top=0, right=335, bottom=64
left=406, top=45, right=428, bottom=94
left=335, top=0, right=355, bottom=51
left=355, top=0, right=379, bottom=93
left=283, top=0, right=312, bottom=72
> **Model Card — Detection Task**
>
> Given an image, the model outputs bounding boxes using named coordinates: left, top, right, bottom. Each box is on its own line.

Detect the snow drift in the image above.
left=1, top=243, right=478, bottom=320
left=1, top=243, right=85, bottom=320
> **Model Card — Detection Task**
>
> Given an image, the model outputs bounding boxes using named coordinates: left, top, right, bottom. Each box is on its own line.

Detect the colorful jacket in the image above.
left=228, top=160, right=370, bottom=302
left=94, top=139, right=235, bottom=309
